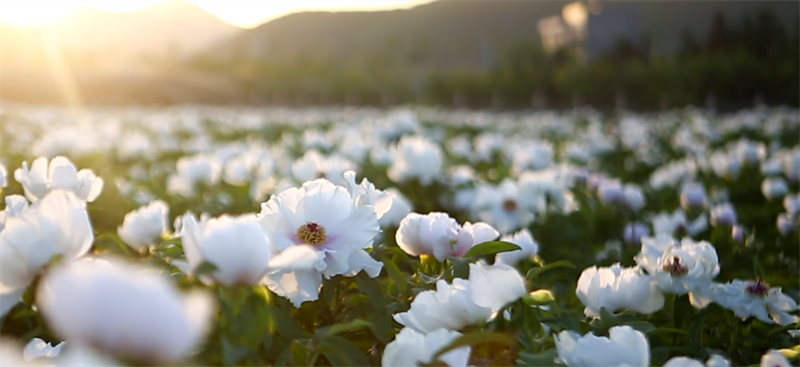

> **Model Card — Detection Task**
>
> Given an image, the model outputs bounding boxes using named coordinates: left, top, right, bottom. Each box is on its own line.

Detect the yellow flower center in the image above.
left=297, top=222, right=327, bottom=246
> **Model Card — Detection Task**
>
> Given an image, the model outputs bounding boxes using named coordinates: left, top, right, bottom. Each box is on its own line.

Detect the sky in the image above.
left=0, top=0, right=433, bottom=28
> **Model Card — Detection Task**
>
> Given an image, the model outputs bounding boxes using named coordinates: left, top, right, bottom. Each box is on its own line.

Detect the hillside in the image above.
left=208, top=0, right=799, bottom=68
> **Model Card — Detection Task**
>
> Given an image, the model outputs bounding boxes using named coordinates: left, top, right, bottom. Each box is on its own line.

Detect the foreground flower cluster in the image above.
left=0, top=105, right=797, bottom=366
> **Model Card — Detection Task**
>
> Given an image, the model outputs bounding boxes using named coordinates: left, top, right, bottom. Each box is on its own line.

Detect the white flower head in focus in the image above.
left=395, top=212, right=499, bottom=262
left=576, top=263, right=664, bottom=317
left=634, top=236, right=719, bottom=308
left=381, top=328, right=470, bottom=367
left=554, top=325, right=650, bottom=367
left=259, top=179, right=382, bottom=307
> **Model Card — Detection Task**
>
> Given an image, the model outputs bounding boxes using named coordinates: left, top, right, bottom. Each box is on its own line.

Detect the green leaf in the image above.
left=314, top=319, right=373, bottom=338
left=221, top=337, right=250, bottom=366
left=290, top=339, right=311, bottom=366
left=463, top=241, right=521, bottom=258
left=194, top=261, right=218, bottom=276
left=518, top=349, right=558, bottom=366
left=525, top=260, right=575, bottom=280
left=318, top=335, right=372, bottom=367
left=383, top=259, right=408, bottom=294
left=431, top=331, right=517, bottom=361
left=356, top=273, right=386, bottom=311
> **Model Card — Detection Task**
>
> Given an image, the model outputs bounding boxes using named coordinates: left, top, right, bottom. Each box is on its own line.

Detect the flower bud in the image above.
left=680, top=183, right=707, bottom=210
left=710, top=203, right=737, bottom=227
left=762, top=177, right=789, bottom=201
left=778, top=213, right=797, bottom=237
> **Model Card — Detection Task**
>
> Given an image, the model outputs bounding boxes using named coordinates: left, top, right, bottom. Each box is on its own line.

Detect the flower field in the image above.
left=0, top=104, right=798, bottom=367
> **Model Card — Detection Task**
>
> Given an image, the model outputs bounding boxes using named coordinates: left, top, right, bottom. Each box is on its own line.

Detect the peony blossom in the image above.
left=554, top=325, right=650, bottom=367
left=762, top=177, right=789, bottom=201
left=576, top=264, right=664, bottom=317
left=710, top=278, right=799, bottom=326
left=117, top=200, right=169, bottom=251
left=181, top=213, right=317, bottom=287
left=23, top=338, right=64, bottom=362
left=467, top=262, right=527, bottom=312
left=634, top=236, right=719, bottom=307
left=0, top=190, right=93, bottom=317
left=680, top=182, right=707, bottom=210
left=393, top=278, right=492, bottom=334
left=760, top=350, right=793, bottom=367
left=475, top=179, right=535, bottom=234
left=378, top=188, right=413, bottom=228
left=663, top=357, right=705, bottom=367
left=495, top=229, right=539, bottom=266
left=36, top=258, right=214, bottom=364
left=14, top=156, right=104, bottom=202
left=393, top=262, right=526, bottom=333
left=395, top=212, right=499, bottom=262
left=381, top=328, right=470, bottom=367
left=0, top=163, right=6, bottom=188
left=710, top=203, right=737, bottom=227
left=259, top=179, right=382, bottom=306
left=387, top=135, right=443, bottom=185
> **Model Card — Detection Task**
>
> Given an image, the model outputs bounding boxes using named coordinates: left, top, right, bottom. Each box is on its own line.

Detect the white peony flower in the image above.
left=36, top=258, right=214, bottom=364
left=576, top=263, right=664, bottom=317
left=634, top=236, right=719, bottom=307
left=381, top=328, right=470, bottom=367
left=663, top=357, right=705, bottom=367
left=0, top=163, right=6, bottom=188
left=342, top=170, right=393, bottom=220
left=495, top=229, right=539, bottom=266
left=117, top=200, right=169, bottom=251
left=597, top=179, right=624, bottom=205
left=623, top=184, right=646, bottom=212
left=706, top=354, right=732, bottom=367
left=14, top=156, right=104, bottom=202
left=467, top=262, right=527, bottom=312
left=0, top=195, right=29, bottom=233
left=23, top=338, right=64, bottom=361
left=388, top=135, right=443, bottom=185
left=181, top=213, right=317, bottom=287
left=554, top=325, right=650, bottom=367
left=784, top=194, right=800, bottom=218
left=395, top=212, right=498, bottom=262
left=475, top=179, right=535, bottom=234
left=662, top=355, right=731, bottom=367
left=710, top=278, right=799, bottom=326
left=680, top=182, right=707, bottom=210
left=762, top=177, right=789, bottom=201
left=166, top=154, right=221, bottom=197
left=709, top=203, right=737, bottom=227
left=0, top=190, right=93, bottom=317
left=259, top=179, right=382, bottom=306
left=760, top=350, right=793, bottom=367
left=623, top=222, right=650, bottom=245
left=393, top=278, right=491, bottom=334
left=378, top=188, right=412, bottom=228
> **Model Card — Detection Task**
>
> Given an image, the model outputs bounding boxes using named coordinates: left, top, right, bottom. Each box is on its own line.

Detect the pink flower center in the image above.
left=746, top=277, right=770, bottom=297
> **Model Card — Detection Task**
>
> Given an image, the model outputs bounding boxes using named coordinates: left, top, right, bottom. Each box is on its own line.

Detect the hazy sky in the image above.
left=0, top=0, right=434, bottom=28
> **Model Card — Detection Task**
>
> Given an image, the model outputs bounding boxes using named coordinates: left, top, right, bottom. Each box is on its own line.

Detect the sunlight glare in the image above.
left=0, top=0, right=83, bottom=27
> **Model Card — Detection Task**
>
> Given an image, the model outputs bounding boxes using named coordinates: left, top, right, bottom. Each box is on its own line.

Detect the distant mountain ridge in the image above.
left=207, top=0, right=799, bottom=69
left=3, top=1, right=241, bottom=58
